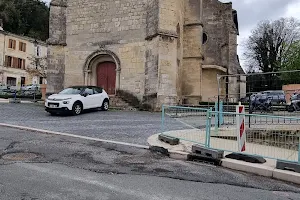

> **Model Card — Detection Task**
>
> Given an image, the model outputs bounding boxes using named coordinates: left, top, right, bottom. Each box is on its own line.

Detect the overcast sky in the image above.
left=44, top=0, right=300, bottom=67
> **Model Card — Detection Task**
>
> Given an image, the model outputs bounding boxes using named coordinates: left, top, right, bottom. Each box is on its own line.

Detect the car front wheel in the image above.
left=72, top=102, right=83, bottom=115
left=101, top=100, right=109, bottom=111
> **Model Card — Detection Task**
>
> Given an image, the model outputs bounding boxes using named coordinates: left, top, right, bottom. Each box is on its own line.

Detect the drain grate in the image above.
left=1, top=152, right=38, bottom=161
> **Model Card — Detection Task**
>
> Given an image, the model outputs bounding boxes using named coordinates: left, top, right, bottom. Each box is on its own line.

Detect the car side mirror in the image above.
left=82, top=93, right=88, bottom=97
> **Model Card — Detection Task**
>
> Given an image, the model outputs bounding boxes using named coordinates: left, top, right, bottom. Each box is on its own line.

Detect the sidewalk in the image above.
left=147, top=130, right=300, bottom=185
left=0, top=98, right=7, bottom=103
left=0, top=98, right=44, bottom=104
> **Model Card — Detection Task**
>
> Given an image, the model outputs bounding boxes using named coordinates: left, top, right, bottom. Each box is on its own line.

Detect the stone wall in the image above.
left=145, top=38, right=159, bottom=96
left=155, top=0, right=184, bottom=107
left=117, top=42, right=146, bottom=99
left=144, top=0, right=159, bottom=98
left=225, top=4, right=241, bottom=98
left=62, top=0, right=150, bottom=99
left=201, top=68, right=226, bottom=102
left=202, top=0, right=241, bottom=101
left=202, top=0, right=228, bottom=66
left=47, top=0, right=67, bottom=94
left=146, top=0, right=159, bottom=38
left=182, top=0, right=203, bottom=104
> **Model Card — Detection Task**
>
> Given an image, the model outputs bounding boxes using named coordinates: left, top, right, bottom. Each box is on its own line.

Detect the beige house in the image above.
left=48, top=0, right=245, bottom=109
left=0, top=27, right=47, bottom=90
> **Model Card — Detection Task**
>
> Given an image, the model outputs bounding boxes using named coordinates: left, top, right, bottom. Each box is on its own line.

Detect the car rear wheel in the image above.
left=72, top=102, right=83, bottom=115
left=101, top=100, right=109, bottom=111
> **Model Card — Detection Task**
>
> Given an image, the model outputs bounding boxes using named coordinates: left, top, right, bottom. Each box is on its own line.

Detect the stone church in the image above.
left=47, top=0, right=244, bottom=109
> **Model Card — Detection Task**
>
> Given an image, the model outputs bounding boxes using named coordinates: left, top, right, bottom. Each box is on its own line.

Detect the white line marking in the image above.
left=0, top=123, right=149, bottom=149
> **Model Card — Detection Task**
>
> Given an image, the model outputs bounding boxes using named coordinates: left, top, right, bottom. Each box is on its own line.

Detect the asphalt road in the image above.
left=0, top=103, right=188, bottom=145
left=1, top=127, right=300, bottom=199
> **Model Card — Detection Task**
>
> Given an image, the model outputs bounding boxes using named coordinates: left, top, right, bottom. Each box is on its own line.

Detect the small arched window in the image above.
left=202, top=33, right=208, bottom=44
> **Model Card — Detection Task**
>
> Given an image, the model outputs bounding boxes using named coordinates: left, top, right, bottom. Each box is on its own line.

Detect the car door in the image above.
left=82, top=87, right=96, bottom=109
left=93, top=87, right=105, bottom=107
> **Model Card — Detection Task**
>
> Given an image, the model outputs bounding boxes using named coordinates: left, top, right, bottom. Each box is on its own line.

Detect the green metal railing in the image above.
left=161, top=104, right=300, bottom=164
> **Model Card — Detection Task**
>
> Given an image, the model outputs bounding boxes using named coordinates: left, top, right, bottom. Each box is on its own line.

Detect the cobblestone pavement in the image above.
left=1, top=127, right=300, bottom=199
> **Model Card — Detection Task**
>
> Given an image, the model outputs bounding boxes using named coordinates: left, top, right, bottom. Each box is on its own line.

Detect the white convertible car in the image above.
left=45, top=86, right=110, bottom=115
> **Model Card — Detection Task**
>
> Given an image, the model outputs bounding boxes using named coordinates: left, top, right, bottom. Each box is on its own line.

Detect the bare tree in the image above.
left=244, top=17, right=300, bottom=73
left=26, top=55, right=47, bottom=83
left=243, top=17, right=300, bottom=90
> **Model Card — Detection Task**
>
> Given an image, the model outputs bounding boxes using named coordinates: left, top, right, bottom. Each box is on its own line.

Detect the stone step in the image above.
left=109, top=96, right=135, bottom=110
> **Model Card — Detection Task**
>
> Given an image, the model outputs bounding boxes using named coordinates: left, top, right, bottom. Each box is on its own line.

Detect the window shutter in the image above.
left=13, top=57, right=18, bottom=68
left=4, top=56, right=7, bottom=66
left=13, top=40, right=16, bottom=49
left=24, top=43, right=26, bottom=52
left=12, top=57, right=15, bottom=68
left=22, top=59, right=25, bottom=69
left=19, top=42, right=21, bottom=51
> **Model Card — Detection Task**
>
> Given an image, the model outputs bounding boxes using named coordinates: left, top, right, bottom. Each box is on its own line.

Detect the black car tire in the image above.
left=49, top=112, right=57, bottom=116
left=101, top=99, right=109, bottom=111
left=72, top=102, right=83, bottom=115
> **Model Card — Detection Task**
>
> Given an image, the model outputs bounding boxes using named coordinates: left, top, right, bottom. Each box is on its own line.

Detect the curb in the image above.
left=147, top=140, right=300, bottom=185
left=0, top=123, right=149, bottom=150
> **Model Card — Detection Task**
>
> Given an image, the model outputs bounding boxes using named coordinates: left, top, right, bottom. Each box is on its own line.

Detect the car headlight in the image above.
left=62, top=98, right=71, bottom=104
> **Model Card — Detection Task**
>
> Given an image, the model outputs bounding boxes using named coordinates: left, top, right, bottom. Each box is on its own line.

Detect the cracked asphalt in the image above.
left=0, top=127, right=300, bottom=199
left=0, top=103, right=190, bottom=145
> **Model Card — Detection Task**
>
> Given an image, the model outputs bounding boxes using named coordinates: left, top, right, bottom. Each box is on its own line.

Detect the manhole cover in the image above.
left=1, top=152, right=38, bottom=161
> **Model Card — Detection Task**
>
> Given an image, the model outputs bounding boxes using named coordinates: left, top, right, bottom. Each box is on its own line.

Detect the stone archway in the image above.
left=83, top=49, right=121, bottom=94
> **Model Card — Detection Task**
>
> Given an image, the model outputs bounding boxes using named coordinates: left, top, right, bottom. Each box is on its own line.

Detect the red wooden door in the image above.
left=97, top=62, right=116, bottom=95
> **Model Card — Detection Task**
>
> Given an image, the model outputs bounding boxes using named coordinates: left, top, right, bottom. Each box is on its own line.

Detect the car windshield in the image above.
left=59, top=87, right=83, bottom=94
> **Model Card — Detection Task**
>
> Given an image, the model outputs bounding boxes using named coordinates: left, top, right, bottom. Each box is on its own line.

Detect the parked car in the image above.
left=261, top=90, right=286, bottom=104
left=287, top=93, right=300, bottom=112
left=22, top=84, right=40, bottom=91
left=249, top=93, right=273, bottom=113
left=239, top=96, right=249, bottom=103
left=0, top=85, right=17, bottom=93
left=45, top=86, right=109, bottom=115
left=0, top=85, right=10, bottom=93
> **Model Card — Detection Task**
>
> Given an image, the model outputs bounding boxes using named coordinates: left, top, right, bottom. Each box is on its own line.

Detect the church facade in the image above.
left=47, top=0, right=244, bottom=109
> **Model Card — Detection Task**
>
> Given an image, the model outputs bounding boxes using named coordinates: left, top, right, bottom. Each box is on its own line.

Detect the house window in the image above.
left=19, top=58, right=25, bottom=69
left=5, top=56, right=25, bottom=69
left=8, top=39, right=16, bottom=49
left=5, top=56, right=12, bottom=67
left=21, top=77, right=26, bottom=86
left=19, top=42, right=26, bottom=52
left=17, top=58, right=26, bottom=69
left=7, top=77, right=16, bottom=86
left=39, top=77, right=43, bottom=84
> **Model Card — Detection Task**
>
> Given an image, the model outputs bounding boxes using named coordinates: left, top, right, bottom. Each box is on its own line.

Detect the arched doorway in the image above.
left=97, top=62, right=116, bottom=95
